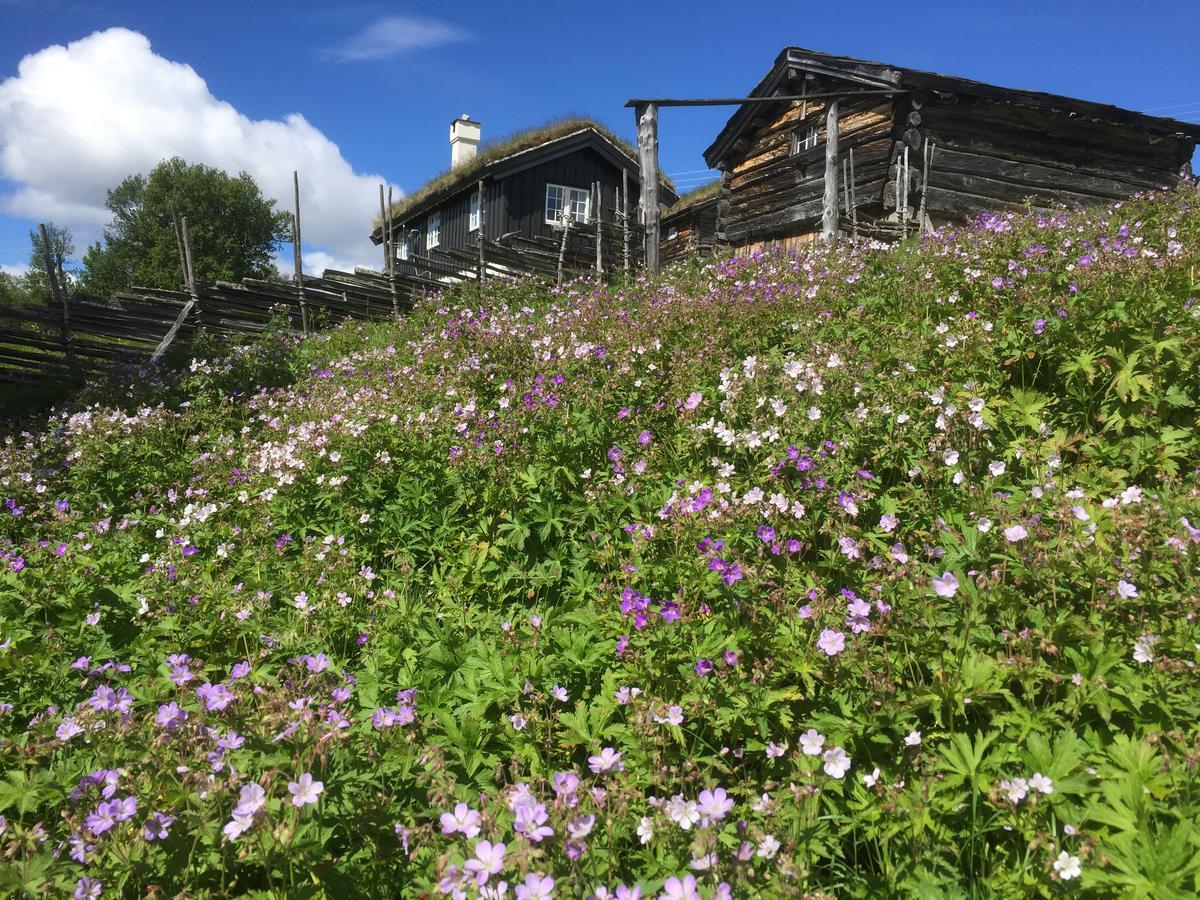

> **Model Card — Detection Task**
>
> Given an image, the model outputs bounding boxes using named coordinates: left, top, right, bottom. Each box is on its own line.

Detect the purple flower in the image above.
left=85, top=803, right=116, bottom=836
left=143, top=811, right=174, bottom=841
left=74, top=877, right=102, bottom=900
left=757, top=525, right=775, bottom=543
left=515, top=873, right=555, bottom=900
left=512, top=800, right=554, bottom=843
left=440, top=802, right=481, bottom=838
left=932, top=571, right=959, bottom=598
left=694, top=658, right=714, bottom=676
left=660, top=875, right=701, bottom=900
left=155, top=701, right=188, bottom=731
left=588, top=747, right=623, bottom=774
left=288, top=772, right=323, bottom=807
left=195, top=682, right=234, bottom=712
left=111, top=796, right=138, bottom=821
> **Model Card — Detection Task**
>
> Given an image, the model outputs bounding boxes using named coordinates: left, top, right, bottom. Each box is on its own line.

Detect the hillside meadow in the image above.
left=2, top=185, right=1199, bottom=898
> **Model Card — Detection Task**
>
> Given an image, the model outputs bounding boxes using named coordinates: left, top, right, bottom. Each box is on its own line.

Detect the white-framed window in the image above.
left=397, top=237, right=409, bottom=261
left=545, top=183, right=590, bottom=225
left=469, top=190, right=481, bottom=231
left=667, top=225, right=678, bottom=241
left=790, top=125, right=820, bottom=156
left=426, top=211, right=440, bottom=249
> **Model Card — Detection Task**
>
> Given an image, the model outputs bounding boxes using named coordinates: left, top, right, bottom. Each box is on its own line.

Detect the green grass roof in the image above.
left=376, top=117, right=675, bottom=230
left=664, top=179, right=720, bottom=217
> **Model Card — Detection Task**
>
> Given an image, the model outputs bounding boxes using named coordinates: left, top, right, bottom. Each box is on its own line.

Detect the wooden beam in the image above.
left=624, top=90, right=904, bottom=108
left=821, top=99, right=840, bottom=242
left=636, top=102, right=660, bottom=275
left=621, top=168, right=630, bottom=277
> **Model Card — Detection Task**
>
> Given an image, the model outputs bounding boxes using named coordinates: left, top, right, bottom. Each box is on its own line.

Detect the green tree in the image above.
left=81, top=157, right=291, bottom=295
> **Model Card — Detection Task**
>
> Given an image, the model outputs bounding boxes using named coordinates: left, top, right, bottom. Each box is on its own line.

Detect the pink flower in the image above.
left=659, top=874, right=701, bottom=900
left=816, top=629, right=845, bottom=656
left=1003, top=525, right=1028, bottom=542
left=932, top=572, right=959, bottom=598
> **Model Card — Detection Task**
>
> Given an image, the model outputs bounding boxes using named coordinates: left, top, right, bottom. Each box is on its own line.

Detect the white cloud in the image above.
left=0, top=262, right=28, bottom=277
left=322, top=16, right=469, bottom=63
left=0, top=28, right=396, bottom=274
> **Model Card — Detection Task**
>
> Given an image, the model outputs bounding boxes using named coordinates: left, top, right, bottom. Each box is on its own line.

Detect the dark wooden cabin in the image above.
left=660, top=183, right=721, bottom=265
left=703, top=48, right=1200, bottom=252
left=373, top=117, right=676, bottom=264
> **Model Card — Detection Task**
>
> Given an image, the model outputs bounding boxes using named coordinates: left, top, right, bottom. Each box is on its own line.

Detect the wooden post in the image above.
left=621, top=168, right=630, bottom=277
left=901, top=145, right=911, bottom=238
left=476, top=179, right=485, bottom=295
left=918, top=142, right=934, bottom=233
left=635, top=102, right=660, bottom=274
left=380, top=185, right=399, bottom=317
left=386, top=186, right=400, bottom=315
left=556, top=217, right=571, bottom=288
left=171, top=208, right=188, bottom=289
left=821, top=98, right=840, bottom=242
left=293, top=171, right=308, bottom=335
left=38, top=223, right=72, bottom=361
left=180, top=216, right=200, bottom=327
left=593, top=181, right=603, bottom=276
left=849, top=147, right=858, bottom=238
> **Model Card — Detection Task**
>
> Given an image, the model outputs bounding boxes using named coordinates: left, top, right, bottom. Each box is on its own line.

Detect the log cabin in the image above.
left=703, top=48, right=1200, bottom=252
left=372, top=116, right=676, bottom=265
left=660, top=182, right=721, bottom=266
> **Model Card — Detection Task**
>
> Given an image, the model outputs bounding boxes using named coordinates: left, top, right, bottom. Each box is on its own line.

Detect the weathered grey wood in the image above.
left=621, top=168, right=630, bottom=277
left=623, top=90, right=904, bottom=108
left=476, top=179, right=486, bottom=294
left=386, top=185, right=400, bottom=316
left=556, top=217, right=571, bottom=288
left=636, top=102, right=661, bottom=274
left=821, top=99, right=840, bottom=241
left=293, top=171, right=308, bottom=335
left=38, top=222, right=73, bottom=360
left=593, top=182, right=603, bottom=275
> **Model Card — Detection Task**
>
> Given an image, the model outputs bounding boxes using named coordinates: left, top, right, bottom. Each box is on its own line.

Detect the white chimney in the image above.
left=450, top=114, right=481, bottom=167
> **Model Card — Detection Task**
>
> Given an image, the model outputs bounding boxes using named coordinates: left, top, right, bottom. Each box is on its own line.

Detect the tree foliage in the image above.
left=81, top=157, right=291, bottom=295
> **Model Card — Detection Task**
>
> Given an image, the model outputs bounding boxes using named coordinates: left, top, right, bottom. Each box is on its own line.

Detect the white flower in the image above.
left=988, top=461, right=1006, bottom=477
left=1116, top=579, right=1138, bottom=599
left=637, top=816, right=654, bottom=844
left=977, top=517, right=993, bottom=533
left=799, top=728, right=825, bottom=756
left=1133, top=634, right=1159, bottom=664
left=665, top=795, right=701, bottom=830
left=862, top=767, right=881, bottom=788
left=943, top=449, right=960, bottom=466
left=1120, top=485, right=1143, bottom=505
left=807, top=406, right=821, bottom=421
left=904, top=731, right=922, bottom=747
left=1029, top=773, right=1054, bottom=795
left=822, top=746, right=852, bottom=779
left=1052, top=851, right=1082, bottom=880
left=1001, top=777, right=1029, bottom=804
left=756, top=835, right=781, bottom=859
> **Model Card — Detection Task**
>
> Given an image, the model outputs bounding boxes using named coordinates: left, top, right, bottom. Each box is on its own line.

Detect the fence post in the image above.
left=38, top=223, right=73, bottom=362
left=477, top=178, right=485, bottom=296
left=293, top=171, right=309, bottom=335
left=594, top=182, right=603, bottom=276
left=621, top=168, right=630, bottom=278
left=180, top=216, right=200, bottom=328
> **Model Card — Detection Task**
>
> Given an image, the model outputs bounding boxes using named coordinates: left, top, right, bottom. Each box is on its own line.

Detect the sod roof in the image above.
left=664, top=180, right=721, bottom=218
left=375, top=117, right=677, bottom=233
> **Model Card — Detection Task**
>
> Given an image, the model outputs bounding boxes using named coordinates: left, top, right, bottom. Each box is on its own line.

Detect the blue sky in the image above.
left=2, top=0, right=1198, bottom=275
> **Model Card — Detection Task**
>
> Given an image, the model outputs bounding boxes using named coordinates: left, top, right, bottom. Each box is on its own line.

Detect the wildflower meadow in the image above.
left=2, top=185, right=1199, bottom=898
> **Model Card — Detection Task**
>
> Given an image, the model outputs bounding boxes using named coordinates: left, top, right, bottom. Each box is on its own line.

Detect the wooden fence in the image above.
left=0, top=223, right=644, bottom=386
